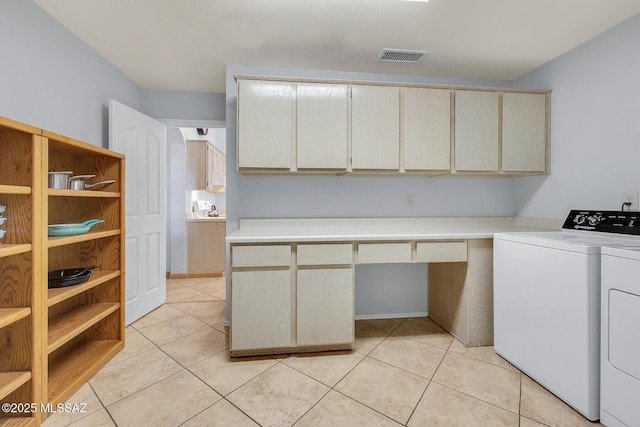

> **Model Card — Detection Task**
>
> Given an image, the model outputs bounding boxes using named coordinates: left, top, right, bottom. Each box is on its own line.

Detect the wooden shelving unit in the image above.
left=0, top=117, right=41, bottom=426
left=0, top=309, right=31, bottom=329
left=43, top=129, right=125, bottom=416
left=47, top=340, right=121, bottom=405
left=0, top=418, right=36, bottom=427
left=0, top=116, right=125, bottom=426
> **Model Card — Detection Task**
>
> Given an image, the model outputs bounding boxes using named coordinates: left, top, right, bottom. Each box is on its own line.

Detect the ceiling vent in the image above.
left=377, top=48, right=428, bottom=64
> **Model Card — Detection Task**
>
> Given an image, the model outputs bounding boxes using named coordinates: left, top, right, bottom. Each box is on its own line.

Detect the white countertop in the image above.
left=186, top=213, right=226, bottom=223
left=226, top=217, right=561, bottom=243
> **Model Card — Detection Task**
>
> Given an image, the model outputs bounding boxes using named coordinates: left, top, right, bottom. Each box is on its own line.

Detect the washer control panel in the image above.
left=563, top=210, right=640, bottom=235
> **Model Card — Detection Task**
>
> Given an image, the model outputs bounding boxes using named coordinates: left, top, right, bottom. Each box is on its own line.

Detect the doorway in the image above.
left=165, top=123, right=227, bottom=279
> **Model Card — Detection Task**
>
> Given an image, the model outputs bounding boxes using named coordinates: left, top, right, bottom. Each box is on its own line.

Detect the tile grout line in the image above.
left=403, top=337, right=452, bottom=425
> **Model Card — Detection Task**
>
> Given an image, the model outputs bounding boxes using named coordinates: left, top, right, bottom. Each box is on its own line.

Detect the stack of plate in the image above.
left=0, top=205, right=6, bottom=243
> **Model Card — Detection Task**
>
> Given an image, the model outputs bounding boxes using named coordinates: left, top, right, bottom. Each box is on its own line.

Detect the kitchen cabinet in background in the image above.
left=186, top=140, right=226, bottom=192
left=186, top=220, right=225, bottom=276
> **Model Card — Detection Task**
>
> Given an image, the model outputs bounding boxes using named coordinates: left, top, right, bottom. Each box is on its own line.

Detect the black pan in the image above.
left=48, top=265, right=96, bottom=288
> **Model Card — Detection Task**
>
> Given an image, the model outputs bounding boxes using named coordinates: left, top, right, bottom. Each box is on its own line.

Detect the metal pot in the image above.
left=48, top=171, right=73, bottom=189
left=68, top=175, right=115, bottom=190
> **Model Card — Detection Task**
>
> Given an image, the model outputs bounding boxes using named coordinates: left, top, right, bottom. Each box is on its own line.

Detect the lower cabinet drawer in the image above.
left=232, top=245, right=291, bottom=268
left=297, top=244, right=353, bottom=266
left=357, top=243, right=411, bottom=264
left=416, top=241, right=467, bottom=262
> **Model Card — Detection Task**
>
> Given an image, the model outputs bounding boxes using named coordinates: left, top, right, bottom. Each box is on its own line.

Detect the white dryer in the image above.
left=600, top=244, right=640, bottom=427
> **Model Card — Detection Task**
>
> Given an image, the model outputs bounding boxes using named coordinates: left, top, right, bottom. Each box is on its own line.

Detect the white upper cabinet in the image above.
left=502, top=92, right=548, bottom=173
left=403, top=88, right=451, bottom=171
left=454, top=90, right=500, bottom=172
left=235, top=77, right=550, bottom=176
left=351, top=85, right=400, bottom=170
left=237, top=80, right=293, bottom=169
left=297, top=83, right=348, bottom=170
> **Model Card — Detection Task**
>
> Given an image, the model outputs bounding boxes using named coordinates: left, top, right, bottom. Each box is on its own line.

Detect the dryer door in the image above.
left=608, top=289, right=640, bottom=381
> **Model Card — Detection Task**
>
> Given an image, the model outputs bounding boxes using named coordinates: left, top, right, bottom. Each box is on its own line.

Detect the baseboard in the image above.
left=167, top=272, right=225, bottom=279
left=354, top=311, right=428, bottom=320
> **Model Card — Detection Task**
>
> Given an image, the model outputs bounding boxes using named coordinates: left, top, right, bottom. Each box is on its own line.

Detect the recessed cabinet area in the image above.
left=236, top=76, right=551, bottom=176
left=0, top=116, right=124, bottom=426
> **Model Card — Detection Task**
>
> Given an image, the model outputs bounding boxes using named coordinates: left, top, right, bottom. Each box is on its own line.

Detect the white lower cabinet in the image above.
left=231, top=270, right=292, bottom=351
left=297, top=268, right=354, bottom=346
left=230, top=243, right=354, bottom=355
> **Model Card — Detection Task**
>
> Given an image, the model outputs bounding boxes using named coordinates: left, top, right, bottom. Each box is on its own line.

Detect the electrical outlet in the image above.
left=405, top=194, right=415, bottom=209
left=622, top=190, right=639, bottom=211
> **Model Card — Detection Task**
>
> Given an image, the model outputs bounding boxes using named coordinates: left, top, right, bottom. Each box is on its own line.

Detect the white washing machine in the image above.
left=494, top=210, right=640, bottom=421
left=600, top=244, right=640, bottom=427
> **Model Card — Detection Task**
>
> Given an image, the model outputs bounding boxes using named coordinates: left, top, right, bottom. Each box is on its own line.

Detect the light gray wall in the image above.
left=513, top=13, right=640, bottom=219
left=0, top=2, right=226, bottom=148
left=167, top=128, right=187, bottom=273
left=0, top=0, right=142, bottom=147
left=142, top=91, right=226, bottom=122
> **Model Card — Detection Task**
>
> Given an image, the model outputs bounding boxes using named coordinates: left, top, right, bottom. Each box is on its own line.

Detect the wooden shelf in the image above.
left=47, top=230, right=120, bottom=248
left=48, top=340, right=122, bottom=405
left=1, top=116, right=125, bottom=426
left=0, top=185, right=31, bottom=195
left=0, top=371, right=31, bottom=401
left=48, top=270, right=121, bottom=307
left=0, top=308, right=31, bottom=329
left=0, top=418, right=36, bottom=427
left=48, top=303, right=120, bottom=354
left=0, top=244, right=31, bottom=259
left=48, top=189, right=120, bottom=198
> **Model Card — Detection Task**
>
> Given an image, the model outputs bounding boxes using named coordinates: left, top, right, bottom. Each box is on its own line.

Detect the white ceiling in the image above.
left=34, top=0, right=640, bottom=94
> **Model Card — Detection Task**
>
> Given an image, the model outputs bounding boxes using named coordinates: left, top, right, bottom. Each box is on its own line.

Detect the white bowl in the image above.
left=0, top=205, right=5, bottom=214
left=0, top=229, right=5, bottom=239
left=0, top=217, right=5, bottom=226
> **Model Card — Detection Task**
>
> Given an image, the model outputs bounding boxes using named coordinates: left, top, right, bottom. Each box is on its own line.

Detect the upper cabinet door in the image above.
left=454, top=91, right=499, bottom=172
left=502, top=93, right=548, bottom=173
left=403, top=88, right=451, bottom=171
left=237, top=80, right=293, bottom=169
left=351, top=85, right=400, bottom=170
left=297, top=83, right=348, bottom=170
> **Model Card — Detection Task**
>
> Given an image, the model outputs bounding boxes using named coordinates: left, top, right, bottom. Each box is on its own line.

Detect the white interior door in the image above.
left=109, top=99, right=167, bottom=325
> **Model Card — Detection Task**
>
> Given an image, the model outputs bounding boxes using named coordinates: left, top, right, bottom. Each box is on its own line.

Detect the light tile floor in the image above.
left=42, top=278, right=602, bottom=427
